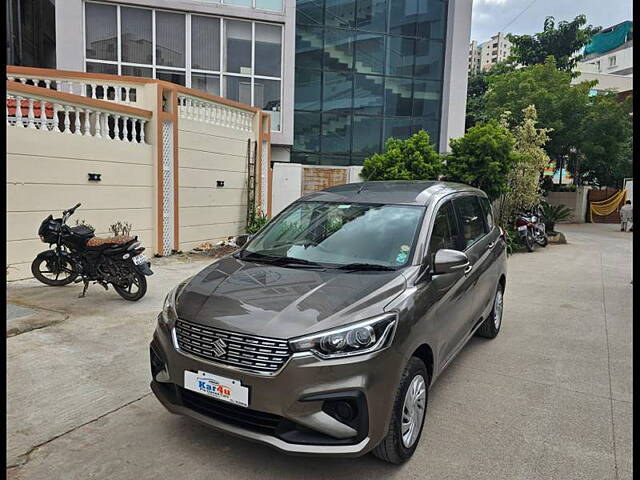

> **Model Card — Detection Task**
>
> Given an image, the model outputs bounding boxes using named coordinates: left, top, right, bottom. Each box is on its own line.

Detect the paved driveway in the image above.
left=6, top=224, right=632, bottom=480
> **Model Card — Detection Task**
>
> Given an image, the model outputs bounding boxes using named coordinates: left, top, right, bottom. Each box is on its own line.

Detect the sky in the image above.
left=470, top=0, right=633, bottom=43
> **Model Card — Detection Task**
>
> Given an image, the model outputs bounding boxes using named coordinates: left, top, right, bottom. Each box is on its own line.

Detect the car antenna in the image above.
left=357, top=182, right=368, bottom=194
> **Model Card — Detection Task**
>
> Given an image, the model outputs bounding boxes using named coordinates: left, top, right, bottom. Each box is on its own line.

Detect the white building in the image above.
left=468, top=32, right=511, bottom=74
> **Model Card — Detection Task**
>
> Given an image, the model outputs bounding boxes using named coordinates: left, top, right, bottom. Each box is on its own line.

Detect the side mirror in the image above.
left=432, top=249, right=469, bottom=275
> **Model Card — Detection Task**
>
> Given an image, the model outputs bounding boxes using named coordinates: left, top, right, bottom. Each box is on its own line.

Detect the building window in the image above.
left=84, top=2, right=283, bottom=131
left=293, top=0, right=447, bottom=165
left=7, top=0, right=57, bottom=68
left=608, top=55, right=617, bottom=67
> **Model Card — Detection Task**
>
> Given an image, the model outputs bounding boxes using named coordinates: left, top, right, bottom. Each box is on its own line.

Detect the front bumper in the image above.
left=150, top=319, right=405, bottom=457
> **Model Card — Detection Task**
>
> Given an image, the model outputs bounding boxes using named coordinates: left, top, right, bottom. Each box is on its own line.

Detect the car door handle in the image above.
left=464, top=264, right=473, bottom=275
left=488, top=241, right=495, bottom=249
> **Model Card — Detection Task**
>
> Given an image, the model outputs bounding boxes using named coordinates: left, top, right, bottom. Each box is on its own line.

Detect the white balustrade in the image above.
left=6, top=89, right=150, bottom=144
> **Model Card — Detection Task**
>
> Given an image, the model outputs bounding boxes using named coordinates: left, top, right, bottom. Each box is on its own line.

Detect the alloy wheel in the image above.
left=493, top=288, right=504, bottom=329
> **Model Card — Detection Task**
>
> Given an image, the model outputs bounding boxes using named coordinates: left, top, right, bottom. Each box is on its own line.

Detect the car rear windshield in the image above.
left=244, top=201, right=425, bottom=268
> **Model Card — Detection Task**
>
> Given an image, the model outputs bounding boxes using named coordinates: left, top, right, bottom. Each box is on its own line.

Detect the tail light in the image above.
left=515, top=218, right=528, bottom=227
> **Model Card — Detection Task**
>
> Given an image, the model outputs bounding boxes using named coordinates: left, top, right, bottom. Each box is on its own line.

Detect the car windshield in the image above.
left=242, top=202, right=425, bottom=268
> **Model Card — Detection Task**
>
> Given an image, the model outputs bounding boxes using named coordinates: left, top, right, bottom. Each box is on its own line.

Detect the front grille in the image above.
left=180, top=387, right=283, bottom=435
left=175, top=319, right=291, bottom=374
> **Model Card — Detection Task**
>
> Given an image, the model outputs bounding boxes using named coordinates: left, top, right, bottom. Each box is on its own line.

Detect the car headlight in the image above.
left=289, top=313, right=398, bottom=359
left=159, top=277, right=191, bottom=328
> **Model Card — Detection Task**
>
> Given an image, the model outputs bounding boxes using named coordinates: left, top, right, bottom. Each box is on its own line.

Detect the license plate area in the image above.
left=517, top=225, right=528, bottom=232
left=184, top=370, right=249, bottom=407
left=132, top=253, right=147, bottom=265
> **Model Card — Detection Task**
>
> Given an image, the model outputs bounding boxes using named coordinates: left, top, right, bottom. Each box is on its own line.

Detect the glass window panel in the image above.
left=386, top=36, right=414, bottom=77
left=225, top=20, right=252, bottom=74
left=325, top=0, right=355, bottom=28
left=412, top=117, right=439, bottom=142
left=223, top=0, right=252, bottom=6
left=295, top=69, right=322, bottom=111
left=417, top=0, right=447, bottom=40
left=353, top=74, right=383, bottom=114
left=294, top=112, right=321, bottom=152
left=192, top=73, right=221, bottom=95
left=388, top=0, right=418, bottom=36
left=352, top=116, right=382, bottom=155
left=292, top=152, right=321, bottom=164
left=156, top=11, right=185, bottom=68
left=322, top=71, right=352, bottom=113
left=224, top=75, right=252, bottom=104
left=321, top=113, right=351, bottom=154
left=415, top=39, right=443, bottom=79
left=384, top=77, right=412, bottom=116
left=354, top=33, right=384, bottom=74
left=255, top=24, right=282, bottom=77
left=324, top=28, right=354, bottom=71
left=256, top=0, right=283, bottom=11
left=85, top=3, right=117, bottom=61
left=383, top=116, right=413, bottom=141
left=121, top=7, right=152, bottom=64
left=121, top=65, right=153, bottom=77
left=296, top=25, right=324, bottom=69
left=192, top=16, right=220, bottom=71
left=254, top=79, right=281, bottom=131
left=350, top=155, right=367, bottom=166
left=86, top=62, right=118, bottom=74
left=413, top=79, right=441, bottom=117
left=297, top=0, right=324, bottom=25
left=355, top=0, right=387, bottom=32
left=156, top=69, right=186, bottom=86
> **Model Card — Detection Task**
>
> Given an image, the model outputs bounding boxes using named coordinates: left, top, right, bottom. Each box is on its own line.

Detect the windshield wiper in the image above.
left=238, top=251, right=324, bottom=268
left=337, top=263, right=396, bottom=271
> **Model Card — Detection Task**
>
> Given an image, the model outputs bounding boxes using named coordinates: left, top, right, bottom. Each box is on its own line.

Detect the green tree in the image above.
left=443, top=121, right=516, bottom=201
left=466, top=62, right=515, bottom=130
left=507, top=15, right=601, bottom=72
left=495, top=106, right=551, bottom=226
left=484, top=57, right=594, bottom=180
left=575, top=93, right=633, bottom=188
left=361, top=130, right=443, bottom=181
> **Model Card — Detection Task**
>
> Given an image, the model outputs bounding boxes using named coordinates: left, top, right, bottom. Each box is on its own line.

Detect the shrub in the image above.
left=247, top=209, right=269, bottom=235
left=541, top=201, right=573, bottom=232
left=109, top=221, right=133, bottom=237
left=361, top=130, right=443, bottom=181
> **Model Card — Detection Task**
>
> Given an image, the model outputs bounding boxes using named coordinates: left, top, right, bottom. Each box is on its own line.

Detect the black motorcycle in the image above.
left=514, top=205, right=548, bottom=252
left=32, top=203, right=153, bottom=301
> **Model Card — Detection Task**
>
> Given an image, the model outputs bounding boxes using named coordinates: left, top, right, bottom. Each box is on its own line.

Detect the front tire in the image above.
left=476, top=283, right=504, bottom=339
left=372, top=357, right=428, bottom=464
left=31, top=255, right=78, bottom=286
left=113, top=272, right=147, bottom=301
left=524, top=230, right=535, bottom=252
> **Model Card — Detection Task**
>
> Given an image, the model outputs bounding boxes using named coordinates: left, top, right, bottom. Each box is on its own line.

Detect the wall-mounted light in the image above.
left=88, top=173, right=102, bottom=182
left=217, top=180, right=225, bottom=187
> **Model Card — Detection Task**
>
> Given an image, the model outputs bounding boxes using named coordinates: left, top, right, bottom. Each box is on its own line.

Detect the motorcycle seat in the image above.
left=86, top=235, right=135, bottom=248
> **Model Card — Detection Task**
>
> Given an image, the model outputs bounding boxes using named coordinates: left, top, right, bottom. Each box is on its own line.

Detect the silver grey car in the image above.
left=150, top=181, right=507, bottom=464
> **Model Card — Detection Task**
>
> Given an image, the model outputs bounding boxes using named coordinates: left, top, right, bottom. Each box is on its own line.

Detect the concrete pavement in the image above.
left=6, top=224, right=632, bottom=479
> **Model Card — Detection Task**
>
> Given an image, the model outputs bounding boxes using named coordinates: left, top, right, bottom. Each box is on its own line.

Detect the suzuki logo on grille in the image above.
left=211, top=338, right=227, bottom=357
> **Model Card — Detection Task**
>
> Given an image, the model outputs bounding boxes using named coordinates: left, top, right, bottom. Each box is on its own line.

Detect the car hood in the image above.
left=175, top=255, right=407, bottom=339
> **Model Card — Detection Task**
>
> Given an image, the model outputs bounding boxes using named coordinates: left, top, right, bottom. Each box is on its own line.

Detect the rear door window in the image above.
left=479, top=196, right=494, bottom=232
left=454, top=196, right=486, bottom=249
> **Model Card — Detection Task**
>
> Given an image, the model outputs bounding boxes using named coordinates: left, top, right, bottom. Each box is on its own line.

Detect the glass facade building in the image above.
left=293, top=0, right=448, bottom=165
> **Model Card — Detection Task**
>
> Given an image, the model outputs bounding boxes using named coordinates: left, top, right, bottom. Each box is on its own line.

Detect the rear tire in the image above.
left=31, top=256, right=78, bottom=286
left=113, top=272, right=147, bottom=301
left=372, top=357, right=428, bottom=464
left=476, top=283, right=504, bottom=339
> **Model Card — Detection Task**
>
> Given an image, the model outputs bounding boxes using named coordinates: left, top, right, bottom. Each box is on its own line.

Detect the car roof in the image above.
left=298, top=181, right=485, bottom=206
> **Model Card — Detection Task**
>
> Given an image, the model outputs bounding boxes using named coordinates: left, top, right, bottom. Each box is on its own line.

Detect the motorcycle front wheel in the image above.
left=534, top=231, right=548, bottom=247
left=31, top=256, right=78, bottom=286
left=113, top=272, right=147, bottom=301
left=524, top=231, right=535, bottom=252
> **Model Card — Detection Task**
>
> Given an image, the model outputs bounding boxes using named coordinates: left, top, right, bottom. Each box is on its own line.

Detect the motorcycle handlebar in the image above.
left=63, top=203, right=81, bottom=216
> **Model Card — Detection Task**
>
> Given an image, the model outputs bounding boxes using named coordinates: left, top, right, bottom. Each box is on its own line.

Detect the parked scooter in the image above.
left=514, top=204, right=548, bottom=252
left=32, top=203, right=153, bottom=300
